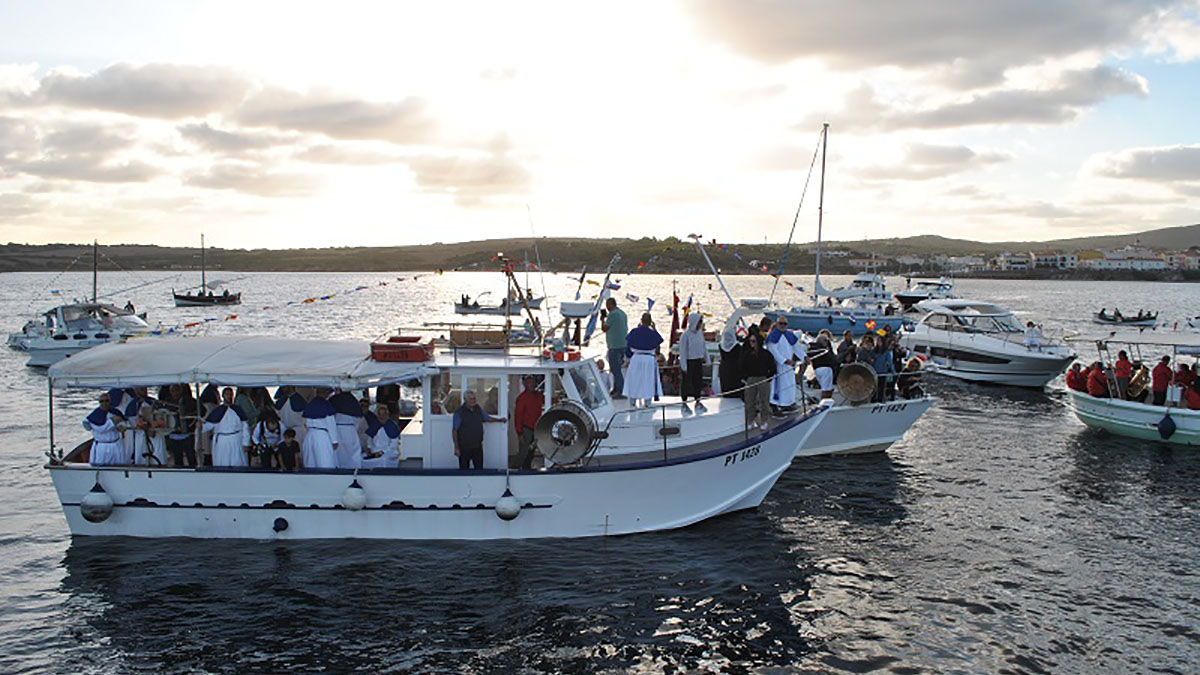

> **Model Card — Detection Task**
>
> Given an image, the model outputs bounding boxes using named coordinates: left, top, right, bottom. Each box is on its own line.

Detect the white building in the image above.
left=895, top=254, right=925, bottom=267
left=1079, top=257, right=1167, bottom=271
left=849, top=257, right=885, bottom=271
left=1032, top=251, right=1078, bottom=269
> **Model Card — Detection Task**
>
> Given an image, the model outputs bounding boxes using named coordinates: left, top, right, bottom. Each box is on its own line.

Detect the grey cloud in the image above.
left=406, top=151, right=531, bottom=206
left=184, top=162, right=321, bottom=197
left=0, top=116, right=39, bottom=158
left=691, top=0, right=1172, bottom=77
left=854, top=143, right=1009, bottom=181
left=299, top=144, right=404, bottom=165
left=43, top=122, right=138, bottom=155
left=1094, top=144, right=1200, bottom=181
left=236, top=88, right=434, bottom=143
left=179, top=122, right=299, bottom=154
left=0, top=193, right=39, bottom=218
left=15, top=156, right=161, bottom=183
left=811, top=66, right=1146, bottom=131
left=23, top=62, right=254, bottom=118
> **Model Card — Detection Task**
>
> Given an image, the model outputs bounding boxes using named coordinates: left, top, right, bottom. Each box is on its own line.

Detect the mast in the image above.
left=92, top=239, right=98, bottom=303
left=813, top=122, right=828, bottom=307
left=200, top=233, right=207, bottom=292
left=689, top=235, right=737, bottom=313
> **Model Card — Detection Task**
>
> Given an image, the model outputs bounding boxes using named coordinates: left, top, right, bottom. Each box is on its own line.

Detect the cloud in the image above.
left=811, top=66, right=1147, bottom=131
left=406, top=150, right=532, bottom=205
left=298, top=143, right=404, bottom=165
left=1091, top=144, right=1200, bottom=181
left=17, top=62, right=254, bottom=118
left=14, top=156, right=161, bottom=183
left=178, top=122, right=299, bottom=155
left=184, top=162, right=322, bottom=197
left=690, top=0, right=1174, bottom=76
left=854, top=143, right=1010, bottom=181
left=236, top=87, right=434, bottom=143
left=0, top=193, right=40, bottom=218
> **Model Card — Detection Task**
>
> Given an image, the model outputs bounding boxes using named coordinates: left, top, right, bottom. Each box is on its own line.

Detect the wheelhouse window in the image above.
left=465, top=376, right=501, bottom=415
left=567, top=364, right=608, bottom=410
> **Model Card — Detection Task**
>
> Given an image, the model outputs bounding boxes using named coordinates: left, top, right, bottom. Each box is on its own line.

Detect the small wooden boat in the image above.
left=172, top=234, right=242, bottom=307
left=1094, top=310, right=1157, bottom=327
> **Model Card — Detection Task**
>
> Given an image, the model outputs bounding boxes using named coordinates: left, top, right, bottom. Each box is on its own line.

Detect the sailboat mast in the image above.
left=813, top=122, right=828, bottom=307
left=200, top=233, right=207, bottom=291
left=92, top=239, right=98, bottom=303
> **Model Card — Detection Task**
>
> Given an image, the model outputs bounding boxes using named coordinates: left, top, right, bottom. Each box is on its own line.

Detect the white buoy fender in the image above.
left=495, top=488, right=521, bottom=521
left=342, top=479, right=367, bottom=511
left=80, top=481, right=114, bottom=523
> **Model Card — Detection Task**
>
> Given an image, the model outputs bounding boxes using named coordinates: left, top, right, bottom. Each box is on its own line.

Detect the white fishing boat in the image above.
left=453, top=292, right=545, bottom=315
left=1065, top=332, right=1199, bottom=446
left=1093, top=308, right=1157, bottom=328
left=45, top=336, right=826, bottom=540
left=902, top=299, right=1075, bottom=388
left=895, top=277, right=956, bottom=310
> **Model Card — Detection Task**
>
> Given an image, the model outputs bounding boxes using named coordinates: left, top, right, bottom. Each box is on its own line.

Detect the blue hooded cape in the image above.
left=302, top=396, right=335, bottom=419
left=274, top=391, right=307, bottom=413
left=86, top=406, right=114, bottom=426
left=205, top=404, right=248, bottom=424
left=329, top=392, right=364, bottom=417
left=625, top=325, right=663, bottom=356
left=365, top=412, right=400, bottom=439
left=199, top=384, right=220, bottom=405
left=766, top=326, right=798, bottom=345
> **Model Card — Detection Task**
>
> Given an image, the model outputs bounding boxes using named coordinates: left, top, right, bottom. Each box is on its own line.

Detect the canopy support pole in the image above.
left=47, top=378, right=55, bottom=459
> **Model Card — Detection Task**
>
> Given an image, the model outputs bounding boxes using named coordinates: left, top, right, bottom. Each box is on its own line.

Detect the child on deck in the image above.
left=277, top=428, right=300, bottom=471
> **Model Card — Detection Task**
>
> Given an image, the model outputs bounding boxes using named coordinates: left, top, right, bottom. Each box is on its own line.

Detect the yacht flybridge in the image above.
left=895, top=277, right=956, bottom=310
left=45, top=335, right=827, bottom=540
left=902, top=299, right=1075, bottom=388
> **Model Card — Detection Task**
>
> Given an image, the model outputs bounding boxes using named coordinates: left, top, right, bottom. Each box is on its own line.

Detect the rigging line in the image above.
left=527, top=204, right=552, bottom=333
left=768, top=125, right=825, bottom=306
left=98, top=250, right=157, bottom=290
left=25, top=253, right=87, bottom=311
left=97, top=272, right=186, bottom=300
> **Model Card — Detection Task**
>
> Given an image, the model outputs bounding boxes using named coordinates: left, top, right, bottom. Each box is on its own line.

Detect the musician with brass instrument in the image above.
left=1126, top=361, right=1151, bottom=404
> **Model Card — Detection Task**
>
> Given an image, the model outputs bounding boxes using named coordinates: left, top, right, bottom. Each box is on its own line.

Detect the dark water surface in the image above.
left=1, top=272, right=1197, bottom=673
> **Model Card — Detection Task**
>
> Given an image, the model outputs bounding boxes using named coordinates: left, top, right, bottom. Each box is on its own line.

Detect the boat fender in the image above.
left=1158, top=413, right=1177, bottom=440
left=80, top=480, right=114, bottom=523
left=273, top=517, right=289, bottom=532
left=341, top=479, right=367, bottom=511
left=495, top=488, right=521, bottom=521
left=72, top=333, right=87, bottom=340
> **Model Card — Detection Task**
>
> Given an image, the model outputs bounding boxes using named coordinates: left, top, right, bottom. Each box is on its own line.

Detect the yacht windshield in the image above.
left=568, top=363, right=608, bottom=410
left=953, top=311, right=1022, bottom=333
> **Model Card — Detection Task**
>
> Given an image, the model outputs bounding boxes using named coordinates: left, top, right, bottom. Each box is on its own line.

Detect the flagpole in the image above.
left=688, top=235, right=737, bottom=313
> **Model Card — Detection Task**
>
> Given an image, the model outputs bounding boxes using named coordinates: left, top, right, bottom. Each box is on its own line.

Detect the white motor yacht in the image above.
left=45, top=336, right=827, bottom=540
left=10, top=302, right=151, bottom=367
left=901, top=299, right=1075, bottom=388
left=895, top=277, right=956, bottom=311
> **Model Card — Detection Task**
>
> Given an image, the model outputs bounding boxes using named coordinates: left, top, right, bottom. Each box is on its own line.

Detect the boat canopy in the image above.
left=1068, top=331, right=1200, bottom=354
left=48, top=336, right=436, bottom=389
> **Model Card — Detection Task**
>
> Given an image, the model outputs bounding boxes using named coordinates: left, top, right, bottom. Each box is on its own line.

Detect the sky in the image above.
left=0, top=0, right=1198, bottom=250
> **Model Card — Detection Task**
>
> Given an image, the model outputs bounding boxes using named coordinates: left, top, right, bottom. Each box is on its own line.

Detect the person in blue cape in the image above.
left=622, top=312, right=664, bottom=407
left=301, top=388, right=338, bottom=469
left=202, top=387, right=250, bottom=467
left=329, top=391, right=364, bottom=469
left=766, top=317, right=806, bottom=409
left=273, top=386, right=309, bottom=445
left=84, top=391, right=127, bottom=465
left=362, top=403, right=401, bottom=469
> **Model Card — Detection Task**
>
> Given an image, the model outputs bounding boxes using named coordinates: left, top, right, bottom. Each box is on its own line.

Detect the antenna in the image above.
left=92, top=239, right=98, bottom=303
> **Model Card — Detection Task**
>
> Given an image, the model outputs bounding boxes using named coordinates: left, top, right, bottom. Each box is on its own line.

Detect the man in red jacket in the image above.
left=512, top=375, right=545, bottom=470
left=1151, top=356, right=1172, bottom=406
left=1086, top=362, right=1110, bottom=398
left=1065, top=363, right=1087, bottom=392
left=1113, top=350, right=1133, bottom=399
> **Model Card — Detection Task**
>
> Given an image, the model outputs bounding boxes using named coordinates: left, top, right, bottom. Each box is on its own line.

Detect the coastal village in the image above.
left=829, top=243, right=1200, bottom=275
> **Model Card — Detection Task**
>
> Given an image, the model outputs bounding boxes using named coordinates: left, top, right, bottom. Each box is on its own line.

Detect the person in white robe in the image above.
left=301, top=391, right=338, bottom=469
left=622, top=313, right=665, bottom=407
left=202, top=387, right=251, bottom=467
left=329, top=391, right=364, bottom=469
left=766, top=318, right=807, bottom=408
left=274, top=386, right=308, bottom=446
left=84, top=392, right=127, bottom=466
left=362, top=404, right=401, bottom=469
left=107, top=388, right=139, bottom=464
left=198, top=384, right=220, bottom=464
left=131, top=388, right=166, bottom=466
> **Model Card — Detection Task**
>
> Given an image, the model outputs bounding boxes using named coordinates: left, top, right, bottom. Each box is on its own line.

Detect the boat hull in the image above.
left=902, top=335, right=1074, bottom=388
left=764, top=309, right=904, bottom=337
left=49, top=417, right=807, bottom=540
left=797, top=396, right=935, bottom=457
left=173, top=293, right=241, bottom=307
left=24, top=337, right=119, bottom=367
left=1068, top=391, right=1200, bottom=446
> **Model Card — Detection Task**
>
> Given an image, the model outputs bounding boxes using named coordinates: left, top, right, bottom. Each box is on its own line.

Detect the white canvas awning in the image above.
left=48, top=336, right=437, bottom=389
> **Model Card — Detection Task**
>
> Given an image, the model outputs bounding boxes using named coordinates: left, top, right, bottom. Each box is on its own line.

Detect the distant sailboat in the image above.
left=172, top=234, right=242, bottom=307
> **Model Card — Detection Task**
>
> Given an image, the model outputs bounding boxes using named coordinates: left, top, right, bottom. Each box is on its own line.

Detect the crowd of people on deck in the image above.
left=84, top=384, right=406, bottom=468
left=599, top=298, right=926, bottom=430
left=1065, top=351, right=1200, bottom=409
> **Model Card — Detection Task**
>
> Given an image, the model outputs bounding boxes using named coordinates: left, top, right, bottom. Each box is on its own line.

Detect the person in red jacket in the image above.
left=1177, top=363, right=1194, bottom=390
left=1086, top=362, right=1110, bottom=398
left=512, top=375, right=545, bottom=470
left=1113, top=350, right=1133, bottom=399
left=1065, top=363, right=1087, bottom=392
left=1186, top=378, right=1200, bottom=411
left=1151, top=356, right=1172, bottom=406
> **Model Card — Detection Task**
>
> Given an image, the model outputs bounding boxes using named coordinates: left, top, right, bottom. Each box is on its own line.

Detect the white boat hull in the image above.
left=49, top=415, right=815, bottom=540
left=902, top=334, right=1074, bottom=388
left=797, top=396, right=935, bottom=456
left=24, top=337, right=119, bottom=367
left=1068, top=391, right=1200, bottom=446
